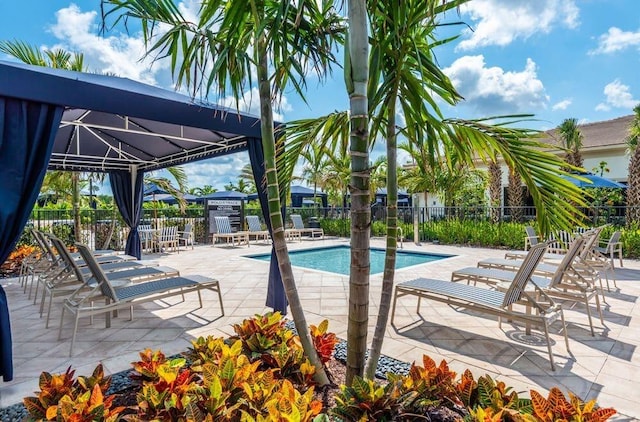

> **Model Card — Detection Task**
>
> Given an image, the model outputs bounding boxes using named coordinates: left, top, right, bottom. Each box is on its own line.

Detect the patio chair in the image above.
left=154, top=226, right=180, bottom=253
left=594, top=231, right=623, bottom=268
left=59, top=243, right=224, bottom=355
left=391, top=242, right=570, bottom=371
left=524, top=225, right=539, bottom=250
left=41, top=235, right=177, bottom=328
left=290, top=214, right=324, bottom=239
left=212, top=216, right=249, bottom=247
left=452, top=236, right=604, bottom=336
left=139, top=224, right=154, bottom=252
left=246, top=215, right=270, bottom=243
left=177, top=223, right=195, bottom=250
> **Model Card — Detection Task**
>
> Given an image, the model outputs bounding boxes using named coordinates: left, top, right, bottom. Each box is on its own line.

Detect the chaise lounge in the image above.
left=391, top=242, right=571, bottom=371
left=58, top=243, right=224, bottom=355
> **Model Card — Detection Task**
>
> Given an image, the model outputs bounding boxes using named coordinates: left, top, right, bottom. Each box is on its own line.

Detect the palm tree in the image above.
left=507, top=167, right=524, bottom=222
left=626, top=104, right=640, bottom=225
left=189, top=185, right=217, bottom=196
left=301, top=143, right=330, bottom=206
left=0, top=41, right=87, bottom=241
left=144, top=166, right=189, bottom=213
left=285, top=0, right=587, bottom=381
left=103, top=0, right=344, bottom=385
left=558, top=118, right=584, bottom=169
left=238, top=164, right=257, bottom=193
left=488, top=160, right=503, bottom=223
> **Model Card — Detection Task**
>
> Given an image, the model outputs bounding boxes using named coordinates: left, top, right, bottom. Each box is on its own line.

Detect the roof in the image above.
left=542, top=115, right=633, bottom=149
left=0, top=60, right=265, bottom=172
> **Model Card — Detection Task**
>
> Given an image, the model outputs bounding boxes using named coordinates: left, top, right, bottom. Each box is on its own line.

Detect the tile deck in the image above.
left=1, top=237, right=639, bottom=419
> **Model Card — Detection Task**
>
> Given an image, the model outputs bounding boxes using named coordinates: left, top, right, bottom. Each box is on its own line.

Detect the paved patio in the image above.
left=1, top=237, right=639, bottom=419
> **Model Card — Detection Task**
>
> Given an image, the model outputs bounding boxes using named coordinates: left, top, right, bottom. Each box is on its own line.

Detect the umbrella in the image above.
left=561, top=172, right=626, bottom=189
left=143, top=193, right=198, bottom=204
left=143, top=183, right=168, bottom=196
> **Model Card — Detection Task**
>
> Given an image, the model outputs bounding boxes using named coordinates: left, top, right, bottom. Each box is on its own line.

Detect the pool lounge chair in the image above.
left=391, top=242, right=570, bottom=371
left=40, top=235, right=175, bottom=328
left=452, top=236, right=604, bottom=336
left=212, top=216, right=249, bottom=247
left=246, top=215, right=270, bottom=243
left=59, top=243, right=224, bottom=355
left=290, top=214, right=324, bottom=239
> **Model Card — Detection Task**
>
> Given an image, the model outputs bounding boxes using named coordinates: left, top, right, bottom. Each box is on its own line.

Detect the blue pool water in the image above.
left=246, top=245, right=452, bottom=275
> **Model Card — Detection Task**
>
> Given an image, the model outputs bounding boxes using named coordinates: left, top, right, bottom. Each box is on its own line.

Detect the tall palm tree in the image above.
left=0, top=41, right=87, bottom=240
left=626, top=104, right=640, bottom=225
left=284, top=0, right=586, bottom=381
left=558, top=118, right=584, bottom=169
left=189, top=185, right=217, bottom=196
left=507, top=167, right=523, bottom=222
left=488, top=160, right=503, bottom=223
left=238, top=164, right=257, bottom=193
left=103, top=0, right=344, bottom=385
left=301, top=143, right=330, bottom=205
left=144, top=166, right=189, bottom=213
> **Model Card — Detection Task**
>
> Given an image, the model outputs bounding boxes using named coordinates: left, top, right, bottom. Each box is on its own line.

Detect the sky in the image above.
left=0, top=0, right=639, bottom=192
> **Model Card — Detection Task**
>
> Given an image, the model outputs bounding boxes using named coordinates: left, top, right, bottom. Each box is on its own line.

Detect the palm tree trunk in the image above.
left=488, top=160, right=502, bottom=223
left=255, top=36, right=329, bottom=385
left=365, top=97, right=397, bottom=379
left=71, top=172, right=81, bottom=243
left=346, top=0, right=370, bottom=385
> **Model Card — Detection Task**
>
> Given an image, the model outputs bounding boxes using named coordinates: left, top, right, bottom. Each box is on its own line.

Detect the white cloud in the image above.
left=595, top=79, right=638, bottom=111
left=590, top=27, right=640, bottom=55
left=443, top=55, right=549, bottom=114
left=552, top=99, right=572, bottom=111
left=219, top=87, right=292, bottom=120
left=457, top=0, right=579, bottom=50
left=49, top=4, right=167, bottom=85
left=183, top=155, right=251, bottom=191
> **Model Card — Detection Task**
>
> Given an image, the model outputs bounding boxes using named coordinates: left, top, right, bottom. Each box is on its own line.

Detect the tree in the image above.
left=144, top=166, right=189, bottom=213
left=189, top=185, right=217, bottom=196
left=238, top=164, right=257, bottom=193
left=488, top=160, right=502, bottom=223
left=0, top=40, right=87, bottom=241
left=301, top=143, right=330, bottom=205
left=224, top=179, right=253, bottom=194
left=558, top=118, right=584, bottom=169
left=103, top=0, right=344, bottom=385
left=507, top=167, right=524, bottom=222
left=626, top=104, right=640, bottom=225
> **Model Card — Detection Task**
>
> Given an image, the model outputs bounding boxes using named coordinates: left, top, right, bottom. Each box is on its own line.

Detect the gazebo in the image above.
left=0, top=60, right=286, bottom=382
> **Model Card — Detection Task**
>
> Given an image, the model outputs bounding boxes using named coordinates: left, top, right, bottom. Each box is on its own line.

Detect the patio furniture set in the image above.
left=17, top=229, right=223, bottom=355
left=392, top=226, right=623, bottom=371
left=139, top=224, right=194, bottom=253
left=211, top=214, right=324, bottom=247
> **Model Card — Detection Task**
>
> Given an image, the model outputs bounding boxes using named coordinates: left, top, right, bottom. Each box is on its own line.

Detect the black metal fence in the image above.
left=26, top=204, right=634, bottom=249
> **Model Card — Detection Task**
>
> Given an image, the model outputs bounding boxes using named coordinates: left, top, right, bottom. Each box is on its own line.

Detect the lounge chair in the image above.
left=246, top=215, right=270, bottom=243
left=212, top=216, right=249, bottom=247
left=391, top=242, right=570, bottom=371
left=59, top=243, right=224, bottom=355
left=289, top=214, right=324, bottom=239
left=41, top=235, right=176, bottom=328
left=452, top=236, right=604, bottom=336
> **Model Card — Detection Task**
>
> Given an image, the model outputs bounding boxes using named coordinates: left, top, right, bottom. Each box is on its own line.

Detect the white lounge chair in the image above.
left=452, top=236, right=604, bottom=336
left=41, top=235, right=174, bottom=328
left=524, top=225, right=539, bottom=250
left=212, top=216, right=249, bottom=247
left=290, top=214, right=324, bottom=239
left=246, top=215, right=270, bottom=243
left=391, top=242, right=570, bottom=371
left=59, top=243, right=224, bottom=355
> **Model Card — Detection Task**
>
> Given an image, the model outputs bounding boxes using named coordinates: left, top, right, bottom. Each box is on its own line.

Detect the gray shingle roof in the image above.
left=542, top=115, right=633, bottom=149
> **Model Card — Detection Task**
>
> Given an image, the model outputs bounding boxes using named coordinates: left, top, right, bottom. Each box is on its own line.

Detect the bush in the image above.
left=24, top=313, right=616, bottom=421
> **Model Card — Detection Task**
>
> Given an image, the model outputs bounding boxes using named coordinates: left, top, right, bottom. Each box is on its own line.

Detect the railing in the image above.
left=25, top=204, right=636, bottom=249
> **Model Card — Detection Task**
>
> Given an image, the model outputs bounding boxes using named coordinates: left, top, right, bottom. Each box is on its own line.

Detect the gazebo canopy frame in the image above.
left=0, top=60, right=286, bottom=382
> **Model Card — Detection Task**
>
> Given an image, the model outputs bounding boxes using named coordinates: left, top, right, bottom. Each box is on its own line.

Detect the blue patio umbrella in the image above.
left=143, top=193, right=199, bottom=204
left=143, top=183, right=168, bottom=196
left=561, top=172, right=626, bottom=189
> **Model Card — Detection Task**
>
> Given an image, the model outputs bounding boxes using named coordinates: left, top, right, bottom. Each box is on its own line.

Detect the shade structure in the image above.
left=143, top=183, right=169, bottom=195
left=561, top=172, right=626, bottom=189
left=196, top=191, right=248, bottom=203
left=143, top=193, right=199, bottom=204
left=0, top=60, right=290, bottom=381
left=290, top=185, right=328, bottom=208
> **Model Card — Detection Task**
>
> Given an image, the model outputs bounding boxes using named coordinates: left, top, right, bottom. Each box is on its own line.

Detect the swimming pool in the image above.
left=245, top=245, right=452, bottom=275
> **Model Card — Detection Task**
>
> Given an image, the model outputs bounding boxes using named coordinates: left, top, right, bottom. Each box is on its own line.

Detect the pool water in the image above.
left=246, top=245, right=452, bottom=275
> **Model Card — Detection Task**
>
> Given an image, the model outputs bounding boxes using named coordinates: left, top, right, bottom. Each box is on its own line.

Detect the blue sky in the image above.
left=1, top=1, right=639, bottom=191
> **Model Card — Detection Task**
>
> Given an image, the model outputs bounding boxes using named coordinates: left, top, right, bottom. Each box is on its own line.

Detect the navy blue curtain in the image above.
left=247, top=138, right=288, bottom=313
left=109, top=170, right=144, bottom=259
left=0, top=98, right=63, bottom=382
